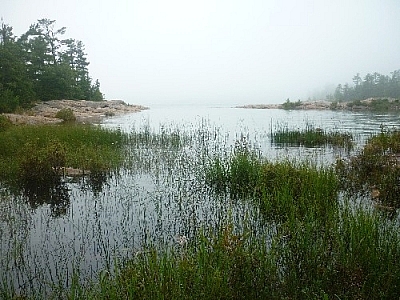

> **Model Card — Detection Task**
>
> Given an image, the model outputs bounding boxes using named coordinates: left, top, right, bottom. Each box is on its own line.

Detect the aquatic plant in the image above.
left=205, top=144, right=338, bottom=222
left=0, top=124, right=127, bottom=193
left=18, top=139, right=66, bottom=187
left=59, top=206, right=400, bottom=300
left=271, top=124, right=353, bottom=149
left=336, top=127, right=400, bottom=208
left=1, top=120, right=400, bottom=300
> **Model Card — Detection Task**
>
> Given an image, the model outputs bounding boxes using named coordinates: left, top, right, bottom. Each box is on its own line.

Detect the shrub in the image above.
left=0, top=115, right=13, bottom=131
left=0, top=89, right=19, bottom=113
left=18, top=139, right=66, bottom=187
left=55, top=108, right=76, bottom=122
left=336, top=127, right=400, bottom=208
left=282, top=98, right=302, bottom=110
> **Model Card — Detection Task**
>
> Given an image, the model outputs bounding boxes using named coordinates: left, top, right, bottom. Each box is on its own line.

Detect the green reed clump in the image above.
left=271, top=124, right=353, bottom=148
left=205, top=140, right=262, bottom=197
left=205, top=145, right=338, bottom=221
left=258, top=161, right=338, bottom=222
left=0, top=124, right=127, bottom=184
left=336, top=127, right=400, bottom=208
left=76, top=224, right=277, bottom=300
left=18, top=139, right=66, bottom=187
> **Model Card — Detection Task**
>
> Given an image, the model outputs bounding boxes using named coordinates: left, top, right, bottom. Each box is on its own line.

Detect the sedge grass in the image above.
left=205, top=144, right=338, bottom=222
left=52, top=204, right=400, bottom=300
left=1, top=121, right=400, bottom=299
left=271, top=124, right=353, bottom=149
left=0, top=124, right=127, bottom=184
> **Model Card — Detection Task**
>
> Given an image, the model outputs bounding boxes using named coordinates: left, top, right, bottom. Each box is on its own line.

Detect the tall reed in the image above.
left=1, top=121, right=399, bottom=299
left=271, top=123, right=353, bottom=149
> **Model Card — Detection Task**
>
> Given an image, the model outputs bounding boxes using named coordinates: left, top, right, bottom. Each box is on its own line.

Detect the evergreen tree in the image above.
left=333, top=70, right=400, bottom=101
left=0, top=21, right=35, bottom=112
left=0, top=18, right=104, bottom=110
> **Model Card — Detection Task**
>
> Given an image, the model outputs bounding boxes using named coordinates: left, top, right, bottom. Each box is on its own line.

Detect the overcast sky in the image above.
left=2, top=0, right=400, bottom=106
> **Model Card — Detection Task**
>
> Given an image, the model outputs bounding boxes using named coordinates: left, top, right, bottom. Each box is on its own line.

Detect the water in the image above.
left=1, top=105, right=399, bottom=295
left=104, top=104, right=400, bottom=161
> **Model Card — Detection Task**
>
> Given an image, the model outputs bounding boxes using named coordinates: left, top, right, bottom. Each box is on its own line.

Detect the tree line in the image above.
left=331, top=70, right=400, bottom=102
left=0, top=18, right=103, bottom=113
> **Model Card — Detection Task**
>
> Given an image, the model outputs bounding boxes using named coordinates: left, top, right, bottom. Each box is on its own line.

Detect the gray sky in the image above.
left=2, top=0, right=400, bottom=106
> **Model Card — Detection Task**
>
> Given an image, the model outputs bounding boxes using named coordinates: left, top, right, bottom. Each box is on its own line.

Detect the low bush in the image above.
left=0, top=115, right=13, bottom=131
left=18, top=139, right=66, bottom=187
left=55, top=108, right=76, bottom=122
left=336, top=127, right=400, bottom=208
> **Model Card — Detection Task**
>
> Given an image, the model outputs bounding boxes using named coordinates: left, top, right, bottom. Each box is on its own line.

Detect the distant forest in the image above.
left=0, top=19, right=103, bottom=113
left=330, top=70, right=400, bottom=102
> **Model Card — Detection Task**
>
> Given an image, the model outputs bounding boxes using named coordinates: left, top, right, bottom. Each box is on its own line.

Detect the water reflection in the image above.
left=21, top=182, right=70, bottom=218
left=81, top=172, right=111, bottom=196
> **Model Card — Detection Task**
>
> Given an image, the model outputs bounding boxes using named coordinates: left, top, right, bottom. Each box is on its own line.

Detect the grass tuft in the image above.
left=271, top=124, right=353, bottom=149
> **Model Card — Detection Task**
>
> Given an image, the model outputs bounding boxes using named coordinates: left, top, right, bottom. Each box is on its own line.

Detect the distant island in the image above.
left=238, top=69, right=400, bottom=112
left=237, top=97, right=400, bottom=112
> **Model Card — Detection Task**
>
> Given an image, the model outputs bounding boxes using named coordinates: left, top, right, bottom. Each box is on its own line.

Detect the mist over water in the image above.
left=3, top=1, right=400, bottom=106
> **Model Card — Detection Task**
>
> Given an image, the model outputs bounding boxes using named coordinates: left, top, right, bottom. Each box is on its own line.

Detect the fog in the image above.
left=3, top=0, right=400, bottom=106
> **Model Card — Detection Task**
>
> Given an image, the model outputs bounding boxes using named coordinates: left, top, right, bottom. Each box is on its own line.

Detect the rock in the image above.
left=236, top=104, right=282, bottom=109
left=3, top=99, right=148, bottom=125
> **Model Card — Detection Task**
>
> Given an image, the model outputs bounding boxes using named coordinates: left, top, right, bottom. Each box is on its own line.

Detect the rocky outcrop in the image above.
left=237, top=104, right=282, bottom=109
left=4, top=99, right=148, bottom=125
left=237, top=98, right=400, bottom=111
left=237, top=101, right=336, bottom=110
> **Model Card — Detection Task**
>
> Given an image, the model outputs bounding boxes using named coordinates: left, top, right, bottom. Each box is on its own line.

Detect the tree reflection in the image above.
left=21, top=181, right=70, bottom=218
left=85, top=171, right=109, bottom=196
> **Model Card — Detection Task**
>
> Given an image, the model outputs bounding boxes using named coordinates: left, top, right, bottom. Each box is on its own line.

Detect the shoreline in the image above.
left=236, top=100, right=336, bottom=110
left=236, top=98, right=400, bottom=111
left=3, top=99, right=148, bottom=125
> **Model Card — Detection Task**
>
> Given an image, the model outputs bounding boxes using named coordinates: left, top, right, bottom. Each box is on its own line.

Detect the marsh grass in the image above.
left=56, top=204, right=400, bottom=300
left=1, top=121, right=400, bottom=299
left=0, top=124, right=127, bottom=184
left=337, top=127, right=400, bottom=208
left=205, top=143, right=338, bottom=222
left=271, top=124, right=353, bottom=149
left=273, top=203, right=400, bottom=299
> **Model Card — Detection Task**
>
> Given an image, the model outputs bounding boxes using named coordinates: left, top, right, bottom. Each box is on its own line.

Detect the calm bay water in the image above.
left=105, top=104, right=400, bottom=160
left=1, top=105, right=399, bottom=294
